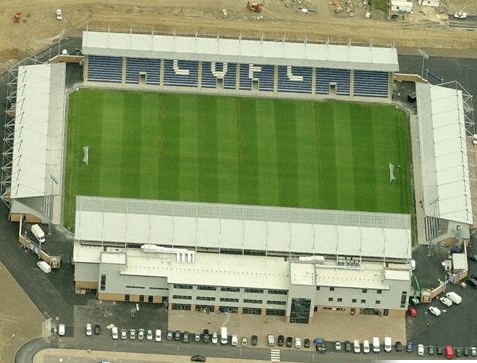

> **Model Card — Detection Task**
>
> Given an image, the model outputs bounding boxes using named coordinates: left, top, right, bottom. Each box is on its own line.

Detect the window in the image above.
left=195, top=305, right=214, bottom=313
left=150, top=287, right=168, bottom=290
left=244, top=288, right=264, bottom=294
left=243, top=308, right=262, bottom=315
left=219, top=306, right=238, bottom=313
left=329, top=287, right=335, bottom=292
left=197, top=285, right=217, bottom=291
left=328, top=297, right=334, bottom=302
left=220, top=297, right=239, bottom=302
left=268, top=289, right=287, bottom=295
left=337, top=298, right=343, bottom=302
left=125, top=285, right=145, bottom=289
left=197, top=296, right=215, bottom=301
left=171, top=303, right=191, bottom=311
left=221, top=287, right=240, bottom=292
left=100, top=274, right=106, bottom=291
left=400, top=291, right=407, bottom=308
left=352, top=299, right=357, bottom=303
left=377, top=289, right=382, bottom=294
left=173, top=295, right=192, bottom=300
left=316, top=286, right=320, bottom=291
left=173, top=284, right=192, bottom=289
left=148, top=296, right=153, bottom=303
left=125, top=294, right=130, bottom=302
left=383, top=309, right=389, bottom=316
left=361, top=299, right=366, bottom=304
left=375, top=300, right=381, bottom=305
left=243, top=299, right=262, bottom=304
left=139, top=295, right=144, bottom=303
left=266, top=309, right=286, bottom=316
left=362, top=289, right=367, bottom=293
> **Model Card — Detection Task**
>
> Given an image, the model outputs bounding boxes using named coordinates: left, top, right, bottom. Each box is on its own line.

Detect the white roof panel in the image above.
left=417, top=83, right=472, bottom=224
left=82, top=31, right=399, bottom=72
left=11, top=63, right=65, bottom=199
left=75, top=197, right=411, bottom=259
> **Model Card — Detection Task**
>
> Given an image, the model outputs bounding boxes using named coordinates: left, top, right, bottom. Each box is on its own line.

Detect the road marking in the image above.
left=270, top=348, right=281, bottom=362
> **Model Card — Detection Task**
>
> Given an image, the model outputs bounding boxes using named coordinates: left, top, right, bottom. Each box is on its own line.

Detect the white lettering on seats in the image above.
left=286, top=66, right=303, bottom=81
left=211, top=62, right=228, bottom=79
left=173, top=60, right=190, bottom=75
left=248, top=64, right=262, bottom=81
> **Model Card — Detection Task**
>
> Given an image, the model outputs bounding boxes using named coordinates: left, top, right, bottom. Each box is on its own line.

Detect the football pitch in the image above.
left=64, top=89, right=412, bottom=229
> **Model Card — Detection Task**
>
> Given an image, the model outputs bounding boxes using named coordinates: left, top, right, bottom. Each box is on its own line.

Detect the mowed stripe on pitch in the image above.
left=255, top=99, right=278, bottom=206
left=120, top=92, right=141, bottom=198
left=217, top=97, right=239, bottom=204
left=178, top=94, right=200, bottom=202
left=138, top=92, right=161, bottom=199
left=99, top=91, right=123, bottom=197
left=295, top=101, right=318, bottom=208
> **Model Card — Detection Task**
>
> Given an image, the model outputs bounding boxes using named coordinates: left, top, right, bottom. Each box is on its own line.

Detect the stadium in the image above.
left=1, top=30, right=473, bottom=324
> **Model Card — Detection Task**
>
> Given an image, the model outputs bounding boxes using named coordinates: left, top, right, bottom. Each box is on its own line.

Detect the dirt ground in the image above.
left=0, top=261, right=44, bottom=363
left=1, top=0, right=477, bottom=73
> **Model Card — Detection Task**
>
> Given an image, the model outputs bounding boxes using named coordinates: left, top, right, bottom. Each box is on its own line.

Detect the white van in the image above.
left=220, top=327, right=228, bottom=345
left=372, top=337, right=380, bottom=353
left=58, top=324, right=65, bottom=336
left=37, top=261, right=51, bottom=274
left=267, top=334, right=275, bottom=347
left=363, top=340, right=370, bottom=353
left=446, top=291, right=462, bottom=304
left=384, top=336, right=392, bottom=352
left=31, top=224, right=46, bottom=243
left=353, top=339, right=361, bottom=353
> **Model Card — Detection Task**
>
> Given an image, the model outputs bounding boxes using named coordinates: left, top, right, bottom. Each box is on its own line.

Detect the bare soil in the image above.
left=1, top=0, right=477, bottom=73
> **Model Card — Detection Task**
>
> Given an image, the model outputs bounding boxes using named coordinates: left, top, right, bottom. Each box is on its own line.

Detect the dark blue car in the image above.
left=406, top=341, right=413, bottom=353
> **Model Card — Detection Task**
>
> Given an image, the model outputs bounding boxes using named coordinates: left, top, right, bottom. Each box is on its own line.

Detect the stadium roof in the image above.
left=11, top=63, right=65, bottom=199
left=82, top=31, right=399, bottom=72
left=416, top=83, right=472, bottom=225
left=75, top=196, right=412, bottom=260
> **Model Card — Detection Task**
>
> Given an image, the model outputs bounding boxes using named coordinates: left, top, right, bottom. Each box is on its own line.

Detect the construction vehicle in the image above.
left=13, top=12, right=22, bottom=23
left=247, top=1, right=265, bottom=13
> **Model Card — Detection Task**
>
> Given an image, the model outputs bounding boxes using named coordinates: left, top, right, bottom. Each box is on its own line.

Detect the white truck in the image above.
left=31, top=224, right=46, bottom=243
left=220, top=327, right=228, bottom=345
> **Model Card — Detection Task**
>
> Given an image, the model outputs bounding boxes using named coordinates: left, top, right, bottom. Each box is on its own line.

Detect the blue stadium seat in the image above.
left=87, top=55, right=123, bottom=83
left=277, top=66, right=312, bottom=94
left=163, top=59, right=199, bottom=87
left=353, top=70, right=389, bottom=98
left=125, top=58, right=160, bottom=85
left=201, top=62, right=237, bottom=89
left=316, top=68, right=351, bottom=96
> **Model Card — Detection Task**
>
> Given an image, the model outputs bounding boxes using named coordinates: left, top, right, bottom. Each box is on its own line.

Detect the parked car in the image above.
left=129, top=329, right=136, bottom=340
left=251, top=335, right=258, bottom=346
left=445, top=291, right=462, bottom=304
left=58, top=324, right=65, bottom=336
left=335, top=341, right=342, bottom=351
left=344, top=340, right=352, bottom=352
left=166, top=331, right=173, bottom=341
left=191, top=355, right=206, bottom=362
left=194, top=333, right=201, bottom=342
left=436, top=345, right=443, bottom=355
left=395, top=341, right=403, bottom=352
left=231, top=335, right=238, bottom=346
left=471, top=346, right=477, bottom=356
left=363, top=340, right=370, bottom=353
left=286, top=336, right=293, bottom=348
left=85, top=323, right=92, bottom=336
left=314, top=337, right=326, bottom=352
left=147, top=329, right=153, bottom=340
left=428, top=345, right=435, bottom=355
left=428, top=306, right=441, bottom=316
left=174, top=330, right=181, bottom=341
left=241, top=337, right=248, bottom=346
left=406, top=341, right=413, bottom=353
left=304, top=338, right=311, bottom=349
left=55, top=9, right=63, bottom=21
left=445, top=345, right=454, bottom=359
left=155, top=329, right=161, bottom=342
left=277, top=335, right=285, bottom=346
left=464, top=347, right=470, bottom=356
left=202, top=330, right=210, bottom=343
left=407, top=306, right=417, bottom=317
left=418, top=344, right=424, bottom=356
left=120, top=329, right=127, bottom=340
left=353, top=340, right=361, bottom=353
left=138, top=329, right=145, bottom=341
left=295, top=338, right=302, bottom=349
left=439, top=296, right=453, bottom=307
left=468, top=254, right=477, bottom=262
left=111, top=326, right=118, bottom=340
left=183, top=331, right=189, bottom=343
left=212, top=332, right=218, bottom=344
left=456, top=347, right=463, bottom=357
left=94, top=324, right=101, bottom=335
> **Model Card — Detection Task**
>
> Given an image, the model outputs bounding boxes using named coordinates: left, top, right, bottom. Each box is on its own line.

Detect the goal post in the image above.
left=389, top=162, right=395, bottom=183
left=83, top=146, right=89, bottom=165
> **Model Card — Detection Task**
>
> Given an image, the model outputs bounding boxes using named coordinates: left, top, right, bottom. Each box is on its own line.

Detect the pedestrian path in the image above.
left=270, top=349, right=280, bottom=362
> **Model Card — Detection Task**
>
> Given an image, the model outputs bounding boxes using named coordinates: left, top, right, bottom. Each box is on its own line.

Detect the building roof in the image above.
left=11, top=63, right=65, bottom=199
left=416, top=83, right=472, bottom=224
left=75, top=196, right=412, bottom=260
left=82, top=31, right=399, bottom=72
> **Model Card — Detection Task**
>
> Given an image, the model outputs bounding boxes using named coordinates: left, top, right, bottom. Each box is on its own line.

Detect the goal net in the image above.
left=389, top=162, right=395, bottom=183
left=83, top=146, right=89, bottom=165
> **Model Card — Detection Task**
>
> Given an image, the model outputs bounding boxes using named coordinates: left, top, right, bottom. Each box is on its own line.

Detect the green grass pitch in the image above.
left=64, top=89, right=412, bottom=229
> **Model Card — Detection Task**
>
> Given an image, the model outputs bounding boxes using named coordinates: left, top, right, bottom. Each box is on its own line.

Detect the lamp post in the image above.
left=48, top=175, right=59, bottom=235
left=417, top=49, right=429, bottom=78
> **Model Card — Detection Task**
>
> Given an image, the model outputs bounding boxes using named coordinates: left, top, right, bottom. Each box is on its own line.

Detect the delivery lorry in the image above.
left=37, top=261, right=51, bottom=274
left=31, top=224, right=46, bottom=243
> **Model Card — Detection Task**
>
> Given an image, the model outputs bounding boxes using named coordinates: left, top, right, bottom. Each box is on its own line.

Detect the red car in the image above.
left=408, top=307, right=417, bottom=317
